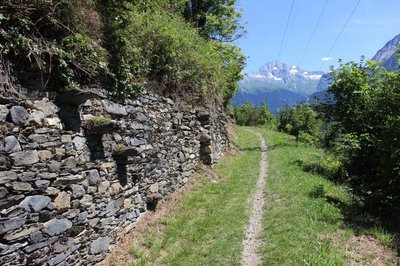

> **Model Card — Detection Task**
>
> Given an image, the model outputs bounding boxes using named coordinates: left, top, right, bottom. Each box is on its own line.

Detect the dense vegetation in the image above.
left=0, top=0, right=245, bottom=105
left=268, top=58, right=400, bottom=227
left=233, top=102, right=275, bottom=126
left=277, top=103, right=322, bottom=144
left=320, top=60, right=400, bottom=216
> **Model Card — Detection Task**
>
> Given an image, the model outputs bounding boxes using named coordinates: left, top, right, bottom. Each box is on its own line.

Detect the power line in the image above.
left=298, top=0, right=329, bottom=67
left=278, top=0, right=295, bottom=61
left=265, top=0, right=296, bottom=107
left=320, top=0, right=361, bottom=69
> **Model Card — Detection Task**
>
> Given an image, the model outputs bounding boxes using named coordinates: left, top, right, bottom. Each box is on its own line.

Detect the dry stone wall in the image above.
left=0, top=91, right=229, bottom=265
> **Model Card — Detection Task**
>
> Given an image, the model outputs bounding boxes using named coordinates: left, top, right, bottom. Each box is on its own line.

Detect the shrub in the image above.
left=321, top=59, right=400, bottom=209
left=277, top=103, right=322, bottom=142
left=233, top=102, right=275, bottom=127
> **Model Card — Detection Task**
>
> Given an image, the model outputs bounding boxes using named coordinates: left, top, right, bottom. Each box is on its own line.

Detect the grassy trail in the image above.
left=111, top=127, right=397, bottom=266
left=124, top=127, right=262, bottom=265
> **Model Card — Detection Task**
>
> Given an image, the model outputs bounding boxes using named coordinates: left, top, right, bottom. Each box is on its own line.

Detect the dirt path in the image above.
left=242, top=132, right=267, bottom=266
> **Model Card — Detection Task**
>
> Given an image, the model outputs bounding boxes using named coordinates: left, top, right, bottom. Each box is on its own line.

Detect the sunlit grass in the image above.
left=258, top=129, right=351, bottom=265
left=129, top=127, right=261, bottom=265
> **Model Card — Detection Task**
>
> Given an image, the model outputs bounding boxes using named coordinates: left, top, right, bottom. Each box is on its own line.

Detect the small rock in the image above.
left=4, top=136, right=21, bottom=153
left=12, top=182, right=32, bottom=191
left=35, top=180, right=50, bottom=189
left=61, top=135, right=72, bottom=143
left=106, top=198, right=124, bottom=216
left=85, top=169, right=101, bottom=185
left=54, top=192, right=71, bottom=211
left=38, top=150, right=52, bottom=161
left=90, top=236, right=110, bottom=255
left=43, top=218, right=72, bottom=236
left=45, top=187, right=60, bottom=196
left=72, top=136, right=86, bottom=151
left=19, top=195, right=51, bottom=212
left=29, top=110, right=45, bottom=125
left=47, top=161, right=62, bottom=172
left=0, top=105, right=9, bottom=122
left=30, top=230, right=43, bottom=244
left=63, top=209, right=80, bottom=219
left=11, top=150, right=39, bottom=166
left=71, top=184, right=85, bottom=199
left=0, top=187, right=8, bottom=198
left=53, top=175, right=84, bottom=187
left=9, top=106, right=29, bottom=125
left=149, top=183, right=159, bottom=193
left=63, top=157, right=77, bottom=169
left=98, top=180, right=110, bottom=195
left=136, top=112, right=147, bottom=122
left=80, top=194, right=93, bottom=208
left=45, top=117, right=63, bottom=129
left=19, top=172, right=38, bottom=182
left=110, top=182, right=122, bottom=195
left=0, top=171, right=17, bottom=184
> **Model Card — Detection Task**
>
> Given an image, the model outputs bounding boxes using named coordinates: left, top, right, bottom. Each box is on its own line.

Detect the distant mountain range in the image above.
left=232, top=61, right=327, bottom=114
left=233, top=34, right=400, bottom=114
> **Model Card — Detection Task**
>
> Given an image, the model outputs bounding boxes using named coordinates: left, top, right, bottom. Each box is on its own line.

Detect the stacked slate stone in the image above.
left=0, top=90, right=229, bottom=265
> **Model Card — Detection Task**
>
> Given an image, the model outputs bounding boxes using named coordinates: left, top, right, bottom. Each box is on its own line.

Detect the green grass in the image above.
left=127, top=127, right=398, bottom=265
left=129, top=127, right=262, bottom=265
left=258, top=129, right=352, bottom=265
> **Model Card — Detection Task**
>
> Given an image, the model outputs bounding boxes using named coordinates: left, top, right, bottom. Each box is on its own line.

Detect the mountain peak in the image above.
left=248, top=61, right=323, bottom=83
left=372, top=34, right=400, bottom=69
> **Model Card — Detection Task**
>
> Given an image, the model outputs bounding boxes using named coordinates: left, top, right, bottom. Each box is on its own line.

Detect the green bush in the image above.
left=321, top=59, right=400, bottom=209
left=1, top=0, right=246, bottom=105
left=0, top=0, right=108, bottom=90
left=277, top=103, right=322, bottom=143
left=233, top=102, right=275, bottom=127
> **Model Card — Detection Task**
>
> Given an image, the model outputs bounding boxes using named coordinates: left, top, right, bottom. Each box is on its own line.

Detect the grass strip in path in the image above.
left=258, top=129, right=398, bottom=265
left=123, top=127, right=262, bottom=265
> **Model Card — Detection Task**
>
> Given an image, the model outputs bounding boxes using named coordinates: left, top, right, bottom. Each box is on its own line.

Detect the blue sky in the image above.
left=236, top=0, right=400, bottom=73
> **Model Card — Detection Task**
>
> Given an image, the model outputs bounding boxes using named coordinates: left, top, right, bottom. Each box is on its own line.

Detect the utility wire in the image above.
left=278, top=0, right=295, bottom=61
left=298, top=0, right=329, bottom=67
left=320, top=0, right=361, bottom=69
left=265, top=0, right=296, bottom=106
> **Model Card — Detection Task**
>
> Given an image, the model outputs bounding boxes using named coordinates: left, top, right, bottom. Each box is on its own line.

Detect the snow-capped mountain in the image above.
left=233, top=61, right=326, bottom=114
left=372, top=34, right=400, bottom=70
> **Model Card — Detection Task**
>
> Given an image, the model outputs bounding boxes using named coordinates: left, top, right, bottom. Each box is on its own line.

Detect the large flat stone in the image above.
left=19, top=195, right=51, bottom=212
left=102, top=100, right=127, bottom=116
left=90, top=236, right=110, bottom=254
left=0, top=171, right=17, bottom=184
left=4, top=136, right=21, bottom=153
left=0, top=217, right=26, bottom=234
left=11, top=150, right=39, bottom=166
left=31, top=98, right=59, bottom=117
left=43, top=218, right=72, bottom=236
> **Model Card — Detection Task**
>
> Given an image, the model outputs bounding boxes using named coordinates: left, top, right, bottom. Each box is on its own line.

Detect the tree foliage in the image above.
left=277, top=103, right=322, bottom=144
left=321, top=59, right=400, bottom=210
left=184, top=0, right=246, bottom=42
left=0, top=0, right=246, bottom=104
left=234, top=102, right=275, bottom=127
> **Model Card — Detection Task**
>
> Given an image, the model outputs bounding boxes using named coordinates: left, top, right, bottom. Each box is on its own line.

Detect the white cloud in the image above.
left=321, top=57, right=334, bottom=61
